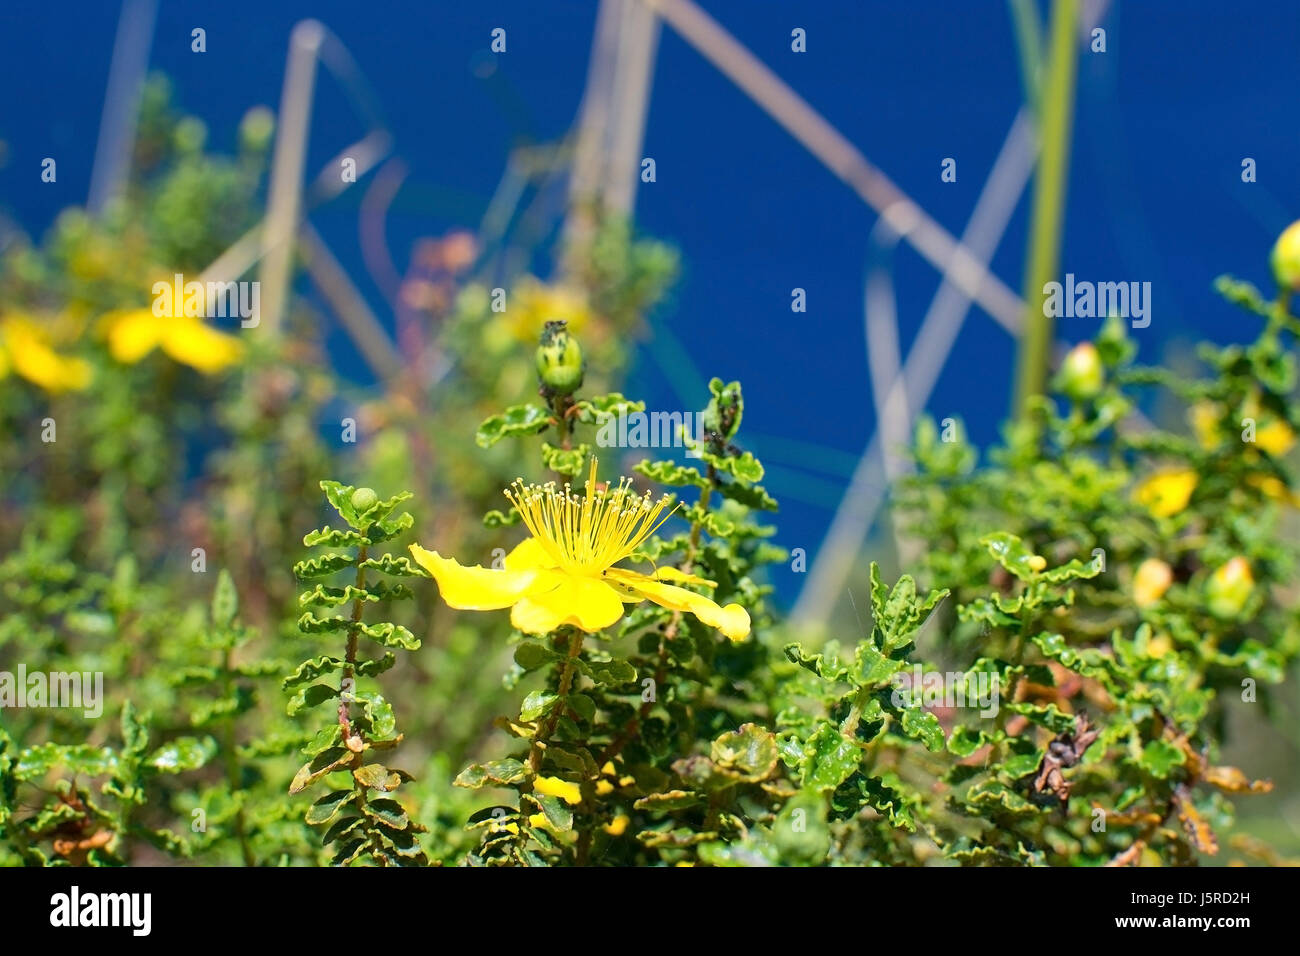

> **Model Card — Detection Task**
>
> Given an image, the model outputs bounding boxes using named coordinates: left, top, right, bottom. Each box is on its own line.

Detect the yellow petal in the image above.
left=161, top=319, right=243, bottom=374
left=534, top=776, right=583, bottom=805
left=104, top=308, right=167, bottom=363
left=2, top=319, right=92, bottom=392
left=1133, top=469, right=1197, bottom=518
left=603, top=814, right=630, bottom=836
left=606, top=568, right=750, bottom=641
left=504, top=536, right=558, bottom=571
left=1256, top=420, right=1296, bottom=457
left=510, top=572, right=626, bottom=635
left=409, top=544, right=540, bottom=610
left=652, top=566, right=717, bottom=588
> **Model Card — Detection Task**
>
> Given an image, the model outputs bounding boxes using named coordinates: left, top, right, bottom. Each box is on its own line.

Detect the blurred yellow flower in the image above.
left=1133, top=558, right=1173, bottom=608
left=0, top=316, right=93, bottom=393
left=410, top=459, right=750, bottom=641
left=1134, top=469, right=1197, bottom=518
left=1188, top=400, right=1224, bottom=451
left=603, top=815, right=630, bottom=836
left=506, top=278, right=591, bottom=343
left=1246, top=474, right=1300, bottom=507
left=101, top=308, right=243, bottom=375
left=1255, top=419, right=1296, bottom=457
left=534, top=776, right=583, bottom=806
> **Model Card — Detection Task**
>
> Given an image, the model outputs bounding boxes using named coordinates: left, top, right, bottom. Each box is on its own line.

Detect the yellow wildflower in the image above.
left=1133, top=469, right=1197, bottom=518
left=508, top=277, right=592, bottom=343
left=1246, top=474, right=1300, bottom=507
left=1255, top=419, right=1296, bottom=457
left=595, top=779, right=615, bottom=796
left=0, top=316, right=92, bottom=393
left=1188, top=401, right=1224, bottom=451
left=1147, top=633, right=1173, bottom=658
left=101, top=308, right=243, bottom=375
left=1133, top=558, right=1173, bottom=609
left=410, top=459, right=750, bottom=641
left=534, top=776, right=583, bottom=806
left=603, top=815, right=630, bottom=836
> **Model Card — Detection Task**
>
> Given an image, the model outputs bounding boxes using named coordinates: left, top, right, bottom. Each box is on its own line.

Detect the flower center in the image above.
left=504, top=458, right=676, bottom=575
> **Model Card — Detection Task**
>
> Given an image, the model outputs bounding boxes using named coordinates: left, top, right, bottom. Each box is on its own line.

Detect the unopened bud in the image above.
left=1271, top=219, right=1300, bottom=292
left=536, top=320, right=584, bottom=395
left=1206, top=556, right=1254, bottom=619
left=1057, top=342, right=1104, bottom=402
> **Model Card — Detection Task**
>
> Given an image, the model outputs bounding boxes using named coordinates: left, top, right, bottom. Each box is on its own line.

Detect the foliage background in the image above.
left=1, top=1, right=1297, bottom=864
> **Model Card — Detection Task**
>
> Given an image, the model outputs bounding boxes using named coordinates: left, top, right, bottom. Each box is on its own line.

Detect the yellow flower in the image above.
left=1246, top=474, right=1300, bottom=507
left=603, top=815, right=630, bottom=836
left=1133, top=558, right=1173, bottom=609
left=0, top=316, right=93, bottom=393
left=1133, top=469, right=1197, bottom=518
left=506, top=278, right=592, bottom=343
left=410, top=459, right=751, bottom=641
left=1255, top=419, right=1296, bottom=457
left=101, top=308, right=243, bottom=375
left=595, top=779, right=615, bottom=796
left=534, top=776, right=583, bottom=806
left=1188, top=400, right=1224, bottom=451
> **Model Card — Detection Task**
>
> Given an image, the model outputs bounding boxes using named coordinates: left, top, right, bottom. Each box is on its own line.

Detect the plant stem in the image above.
left=1013, top=0, right=1079, bottom=419
left=340, top=543, right=368, bottom=738
left=221, top=644, right=256, bottom=867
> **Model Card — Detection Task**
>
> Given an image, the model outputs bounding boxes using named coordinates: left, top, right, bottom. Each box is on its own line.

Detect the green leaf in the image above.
left=573, top=393, right=646, bottom=425
left=306, top=790, right=355, bottom=825
left=1139, top=739, right=1187, bottom=779
left=455, top=758, right=528, bottom=789
left=211, top=569, right=239, bottom=628
left=634, top=459, right=709, bottom=488
left=286, top=682, right=339, bottom=716
left=362, top=798, right=411, bottom=830
left=476, top=404, right=551, bottom=447
left=15, top=744, right=118, bottom=781
left=576, top=657, right=637, bottom=686
left=896, top=707, right=945, bottom=752
left=711, top=723, right=779, bottom=781
left=784, top=642, right=849, bottom=683
left=802, top=723, right=861, bottom=792
left=302, top=526, right=368, bottom=549
left=541, top=442, right=591, bottom=478
left=514, top=642, right=559, bottom=671
left=148, top=737, right=216, bottom=773
left=293, top=552, right=356, bottom=579
left=521, top=691, right=559, bottom=722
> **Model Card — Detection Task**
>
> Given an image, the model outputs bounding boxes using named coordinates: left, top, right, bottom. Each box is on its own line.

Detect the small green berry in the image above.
left=536, top=320, right=584, bottom=395
left=351, top=487, right=378, bottom=512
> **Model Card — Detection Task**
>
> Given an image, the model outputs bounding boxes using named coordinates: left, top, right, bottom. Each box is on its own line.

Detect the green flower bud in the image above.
left=1271, top=220, right=1300, bottom=293
left=350, top=487, right=378, bottom=513
left=1056, top=342, right=1104, bottom=401
left=536, top=320, right=584, bottom=395
left=1205, top=556, right=1254, bottom=619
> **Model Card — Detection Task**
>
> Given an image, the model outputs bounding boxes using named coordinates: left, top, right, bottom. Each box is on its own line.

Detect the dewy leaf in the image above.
left=15, top=744, right=118, bottom=781
left=476, top=403, right=551, bottom=447
left=802, top=723, right=861, bottom=792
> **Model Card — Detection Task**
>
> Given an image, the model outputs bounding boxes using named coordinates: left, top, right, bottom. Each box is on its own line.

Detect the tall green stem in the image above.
left=1013, top=0, right=1079, bottom=419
